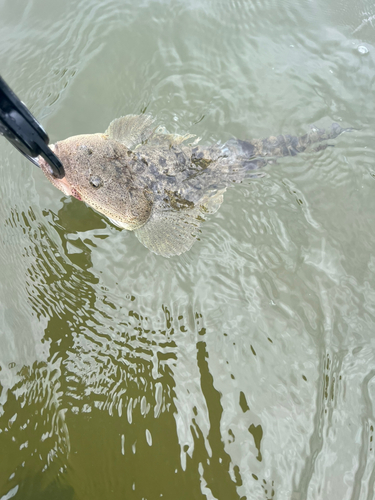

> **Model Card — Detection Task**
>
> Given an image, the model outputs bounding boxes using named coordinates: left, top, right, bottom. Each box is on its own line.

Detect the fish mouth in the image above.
left=38, top=145, right=82, bottom=201
left=69, top=186, right=82, bottom=201
left=57, top=177, right=82, bottom=201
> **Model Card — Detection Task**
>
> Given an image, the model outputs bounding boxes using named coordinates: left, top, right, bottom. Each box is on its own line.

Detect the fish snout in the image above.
left=38, top=150, right=81, bottom=200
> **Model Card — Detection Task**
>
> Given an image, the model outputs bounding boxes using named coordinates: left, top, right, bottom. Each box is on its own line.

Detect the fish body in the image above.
left=39, top=115, right=345, bottom=257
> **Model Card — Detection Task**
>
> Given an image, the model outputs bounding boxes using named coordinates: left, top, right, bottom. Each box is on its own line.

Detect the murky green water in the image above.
left=1, top=0, right=375, bottom=498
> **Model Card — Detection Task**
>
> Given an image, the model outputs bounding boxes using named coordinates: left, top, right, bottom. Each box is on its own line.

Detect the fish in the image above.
left=38, top=115, right=347, bottom=257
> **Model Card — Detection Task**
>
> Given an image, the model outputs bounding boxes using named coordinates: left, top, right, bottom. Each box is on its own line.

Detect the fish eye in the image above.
left=89, top=175, right=102, bottom=188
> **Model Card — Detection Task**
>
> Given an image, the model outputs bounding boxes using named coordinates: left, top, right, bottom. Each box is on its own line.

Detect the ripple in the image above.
left=1, top=0, right=375, bottom=497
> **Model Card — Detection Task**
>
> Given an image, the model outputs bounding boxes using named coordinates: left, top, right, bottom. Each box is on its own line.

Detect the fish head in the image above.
left=39, top=133, right=153, bottom=230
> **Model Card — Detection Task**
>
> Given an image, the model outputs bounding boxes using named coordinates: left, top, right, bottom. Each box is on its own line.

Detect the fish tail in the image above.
left=191, top=123, right=351, bottom=188
left=227, top=123, right=350, bottom=160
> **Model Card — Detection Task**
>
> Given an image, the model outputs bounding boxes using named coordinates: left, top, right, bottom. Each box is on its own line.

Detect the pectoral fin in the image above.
left=105, top=115, right=198, bottom=151
left=134, top=208, right=202, bottom=257
left=146, top=126, right=198, bottom=148
left=108, top=190, right=224, bottom=256
left=201, top=189, right=225, bottom=215
left=105, top=114, right=156, bottom=149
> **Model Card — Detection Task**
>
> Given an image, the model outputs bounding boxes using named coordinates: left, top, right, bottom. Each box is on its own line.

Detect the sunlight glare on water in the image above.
left=1, top=0, right=375, bottom=499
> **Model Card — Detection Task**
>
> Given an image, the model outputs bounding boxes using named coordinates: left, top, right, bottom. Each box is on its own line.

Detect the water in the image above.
left=1, top=0, right=375, bottom=498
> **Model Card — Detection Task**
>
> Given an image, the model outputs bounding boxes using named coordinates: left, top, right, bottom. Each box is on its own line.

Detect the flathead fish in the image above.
left=39, top=115, right=346, bottom=257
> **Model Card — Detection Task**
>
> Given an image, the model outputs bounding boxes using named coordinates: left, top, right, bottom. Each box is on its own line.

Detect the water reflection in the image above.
left=1, top=203, right=259, bottom=499
left=2, top=148, right=375, bottom=497
left=2, top=0, right=375, bottom=496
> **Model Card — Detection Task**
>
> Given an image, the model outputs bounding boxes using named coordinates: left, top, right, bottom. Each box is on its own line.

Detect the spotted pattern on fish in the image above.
left=38, top=116, right=348, bottom=257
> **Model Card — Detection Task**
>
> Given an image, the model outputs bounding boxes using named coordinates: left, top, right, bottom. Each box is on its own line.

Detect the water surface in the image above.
left=1, top=0, right=375, bottom=499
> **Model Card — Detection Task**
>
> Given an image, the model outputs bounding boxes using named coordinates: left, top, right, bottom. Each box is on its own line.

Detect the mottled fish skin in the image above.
left=38, top=116, right=347, bottom=257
